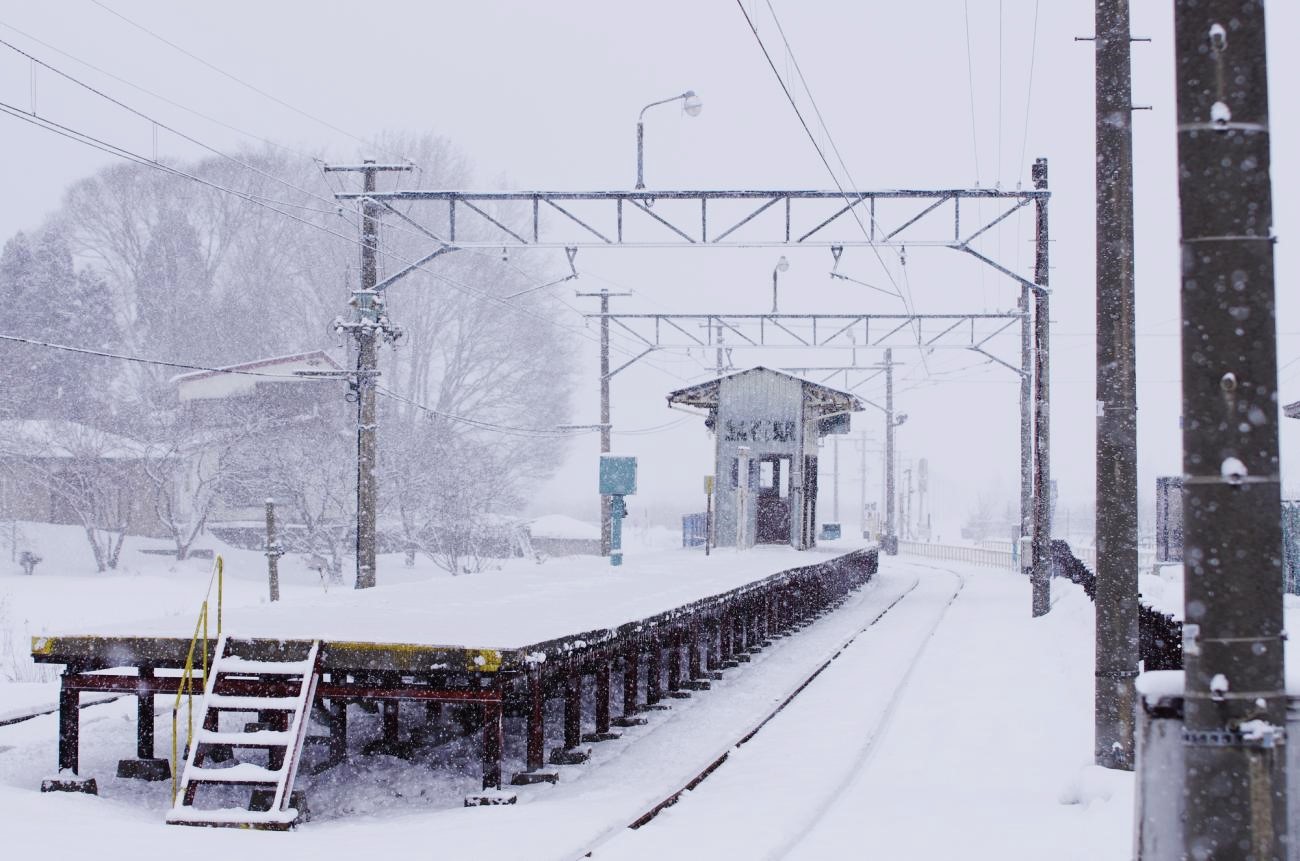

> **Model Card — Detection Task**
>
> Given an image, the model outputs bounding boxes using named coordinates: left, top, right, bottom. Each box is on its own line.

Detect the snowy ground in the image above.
left=0, top=543, right=1142, bottom=859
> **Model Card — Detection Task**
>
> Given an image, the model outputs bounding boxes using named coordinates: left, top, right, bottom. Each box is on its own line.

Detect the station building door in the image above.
left=756, top=454, right=792, bottom=544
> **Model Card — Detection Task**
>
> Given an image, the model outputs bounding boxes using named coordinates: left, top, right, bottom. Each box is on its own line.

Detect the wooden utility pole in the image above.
left=323, top=159, right=411, bottom=589
left=1094, top=0, right=1140, bottom=769
left=1174, top=2, right=1287, bottom=857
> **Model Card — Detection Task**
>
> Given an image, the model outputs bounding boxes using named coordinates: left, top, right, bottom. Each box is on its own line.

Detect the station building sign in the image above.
left=722, top=419, right=796, bottom=444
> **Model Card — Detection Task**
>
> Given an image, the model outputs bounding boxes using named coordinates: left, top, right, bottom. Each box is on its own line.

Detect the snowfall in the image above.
left=4, top=520, right=1292, bottom=859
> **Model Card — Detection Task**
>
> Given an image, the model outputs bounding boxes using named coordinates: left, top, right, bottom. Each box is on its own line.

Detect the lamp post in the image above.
left=771, top=255, right=789, bottom=313
left=636, top=90, right=702, bottom=189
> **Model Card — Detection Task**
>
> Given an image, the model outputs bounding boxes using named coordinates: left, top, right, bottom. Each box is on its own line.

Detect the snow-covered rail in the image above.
left=584, top=560, right=967, bottom=860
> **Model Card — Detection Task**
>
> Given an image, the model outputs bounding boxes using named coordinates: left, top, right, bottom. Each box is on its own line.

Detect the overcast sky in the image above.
left=1, top=1, right=1297, bottom=540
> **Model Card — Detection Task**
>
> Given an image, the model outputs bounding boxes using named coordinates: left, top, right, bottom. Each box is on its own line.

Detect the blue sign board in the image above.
left=599, top=455, right=638, bottom=496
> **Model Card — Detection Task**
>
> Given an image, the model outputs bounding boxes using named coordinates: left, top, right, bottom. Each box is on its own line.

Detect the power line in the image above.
left=373, top=384, right=590, bottom=439
left=742, top=1, right=930, bottom=377
left=0, top=97, right=694, bottom=386
left=962, top=0, right=983, bottom=185
left=0, top=331, right=339, bottom=381
left=1016, top=0, right=1043, bottom=181
left=87, top=0, right=375, bottom=153
left=0, top=19, right=320, bottom=163
left=0, top=331, right=591, bottom=439
left=0, top=35, right=353, bottom=222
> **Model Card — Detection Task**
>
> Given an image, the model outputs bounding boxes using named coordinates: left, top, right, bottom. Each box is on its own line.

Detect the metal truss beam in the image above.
left=333, top=188, right=1045, bottom=251
left=586, top=313, right=1024, bottom=352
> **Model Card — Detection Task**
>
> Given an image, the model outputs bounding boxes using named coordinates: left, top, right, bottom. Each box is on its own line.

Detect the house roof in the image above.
left=170, top=350, right=342, bottom=385
left=666, top=366, right=864, bottom=416
left=0, top=419, right=147, bottom=460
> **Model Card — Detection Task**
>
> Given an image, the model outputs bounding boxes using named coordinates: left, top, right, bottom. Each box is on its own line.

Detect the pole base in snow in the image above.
left=41, top=776, right=97, bottom=795
left=116, top=758, right=171, bottom=782
left=679, top=680, right=711, bottom=691
left=510, top=770, right=559, bottom=786
left=581, top=731, right=622, bottom=743
left=549, top=746, right=591, bottom=766
left=612, top=715, right=648, bottom=728
left=465, top=790, right=518, bottom=807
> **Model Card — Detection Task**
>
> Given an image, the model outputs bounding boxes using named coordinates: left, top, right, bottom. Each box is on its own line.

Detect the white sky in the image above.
left=1, top=1, right=1297, bottom=539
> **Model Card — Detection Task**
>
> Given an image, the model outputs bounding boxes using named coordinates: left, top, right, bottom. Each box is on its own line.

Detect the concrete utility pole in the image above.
left=832, top=434, right=840, bottom=524
left=1030, top=158, right=1052, bottom=617
left=1094, top=0, right=1140, bottom=771
left=859, top=430, right=868, bottom=538
left=324, top=159, right=411, bottom=589
left=883, top=349, right=899, bottom=555
left=1173, top=3, right=1287, bottom=857
left=578, top=288, right=631, bottom=557
left=264, top=499, right=282, bottom=603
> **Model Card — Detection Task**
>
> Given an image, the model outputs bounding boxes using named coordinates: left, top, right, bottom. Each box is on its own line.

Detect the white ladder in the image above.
left=167, top=635, right=320, bottom=829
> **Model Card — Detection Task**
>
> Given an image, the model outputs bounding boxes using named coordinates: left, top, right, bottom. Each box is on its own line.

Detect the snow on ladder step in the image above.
left=196, top=728, right=293, bottom=746
left=167, top=806, right=299, bottom=827
left=168, top=635, right=320, bottom=829
left=214, top=656, right=316, bottom=675
left=205, top=694, right=302, bottom=711
left=187, top=762, right=284, bottom=784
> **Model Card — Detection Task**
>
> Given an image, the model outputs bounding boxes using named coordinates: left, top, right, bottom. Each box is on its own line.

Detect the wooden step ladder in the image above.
left=167, top=635, right=320, bottom=830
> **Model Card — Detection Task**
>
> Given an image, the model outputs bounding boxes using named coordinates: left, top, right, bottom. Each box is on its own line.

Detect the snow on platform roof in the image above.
left=666, top=366, right=864, bottom=415
left=50, top=544, right=869, bottom=653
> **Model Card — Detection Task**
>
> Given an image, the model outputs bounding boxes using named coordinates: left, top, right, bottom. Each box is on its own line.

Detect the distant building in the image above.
left=668, top=367, right=862, bottom=550
left=527, top=514, right=601, bottom=556
left=1285, top=400, right=1299, bottom=420
left=171, top=350, right=345, bottom=535
left=0, top=419, right=157, bottom=535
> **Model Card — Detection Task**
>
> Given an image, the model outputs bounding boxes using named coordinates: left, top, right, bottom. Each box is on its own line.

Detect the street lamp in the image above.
left=636, top=90, right=703, bottom=189
left=771, top=255, right=790, bottom=313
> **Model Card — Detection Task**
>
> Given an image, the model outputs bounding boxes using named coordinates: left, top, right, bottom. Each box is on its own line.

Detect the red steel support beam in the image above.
left=688, top=621, right=703, bottom=680
left=621, top=642, right=640, bottom=718
left=563, top=667, right=582, bottom=751
left=526, top=669, right=545, bottom=772
left=136, top=666, right=154, bottom=760
left=646, top=635, right=662, bottom=705
left=482, top=701, right=503, bottom=790
left=58, top=680, right=79, bottom=774
left=594, top=659, right=611, bottom=733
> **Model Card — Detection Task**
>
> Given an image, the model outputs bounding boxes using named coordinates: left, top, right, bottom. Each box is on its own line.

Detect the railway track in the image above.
left=564, top=560, right=966, bottom=861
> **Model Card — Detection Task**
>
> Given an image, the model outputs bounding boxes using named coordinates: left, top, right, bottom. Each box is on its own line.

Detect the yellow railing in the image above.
left=170, top=555, right=223, bottom=804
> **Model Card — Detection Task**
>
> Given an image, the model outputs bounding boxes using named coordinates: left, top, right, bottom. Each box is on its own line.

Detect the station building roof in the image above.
left=666, top=366, right=864, bottom=418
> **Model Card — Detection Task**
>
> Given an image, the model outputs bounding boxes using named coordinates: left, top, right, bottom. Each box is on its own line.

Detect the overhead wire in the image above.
left=0, top=331, right=592, bottom=439
left=373, top=384, right=592, bottom=439
left=0, top=35, right=356, bottom=223
left=0, top=18, right=321, bottom=163
left=0, top=89, right=696, bottom=384
left=742, top=1, right=930, bottom=377
left=87, top=0, right=378, bottom=155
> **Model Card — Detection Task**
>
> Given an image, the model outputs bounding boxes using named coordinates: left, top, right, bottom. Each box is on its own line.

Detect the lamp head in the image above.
left=682, top=91, right=703, bottom=117
left=775, top=255, right=790, bottom=273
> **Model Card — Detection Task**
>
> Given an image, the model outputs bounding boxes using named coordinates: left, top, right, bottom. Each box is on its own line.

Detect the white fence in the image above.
left=899, top=540, right=1161, bottom=573
left=897, top=540, right=1017, bottom=570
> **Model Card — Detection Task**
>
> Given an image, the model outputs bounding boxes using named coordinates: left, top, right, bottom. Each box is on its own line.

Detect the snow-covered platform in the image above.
left=30, top=543, right=878, bottom=822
